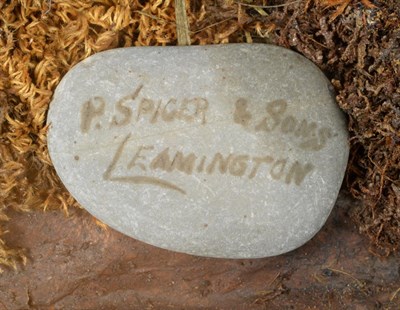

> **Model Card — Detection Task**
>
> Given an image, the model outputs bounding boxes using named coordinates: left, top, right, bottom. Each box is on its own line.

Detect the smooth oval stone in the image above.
left=47, top=44, right=349, bottom=258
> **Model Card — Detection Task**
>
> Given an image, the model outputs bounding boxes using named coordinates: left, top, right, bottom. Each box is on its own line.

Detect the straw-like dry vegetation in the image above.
left=0, top=0, right=399, bottom=270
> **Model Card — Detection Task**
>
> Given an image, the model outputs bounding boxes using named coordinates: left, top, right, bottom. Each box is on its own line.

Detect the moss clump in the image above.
left=0, top=0, right=399, bottom=269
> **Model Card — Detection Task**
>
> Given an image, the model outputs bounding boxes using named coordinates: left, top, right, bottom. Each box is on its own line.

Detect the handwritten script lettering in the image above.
left=77, top=85, right=335, bottom=194
left=80, top=84, right=209, bottom=133
left=103, top=134, right=315, bottom=194
left=233, top=98, right=333, bottom=151
left=80, top=87, right=334, bottom=153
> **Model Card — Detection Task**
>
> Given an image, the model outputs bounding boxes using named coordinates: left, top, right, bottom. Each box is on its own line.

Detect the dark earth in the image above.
left=1, top=192, right=399, bottom=309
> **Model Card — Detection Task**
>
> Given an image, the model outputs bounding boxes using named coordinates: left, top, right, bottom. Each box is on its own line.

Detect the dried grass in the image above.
left=0, top=0, right=399, bottom=270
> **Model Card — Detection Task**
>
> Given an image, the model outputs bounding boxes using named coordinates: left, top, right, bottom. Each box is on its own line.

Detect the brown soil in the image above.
left=0, top=192, right=399, bottom=309
left=0, top=0, right=399, bottom=302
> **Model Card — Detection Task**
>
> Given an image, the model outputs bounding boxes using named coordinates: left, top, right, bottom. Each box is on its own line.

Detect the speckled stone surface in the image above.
left=47, top=44, right=349, bottom=258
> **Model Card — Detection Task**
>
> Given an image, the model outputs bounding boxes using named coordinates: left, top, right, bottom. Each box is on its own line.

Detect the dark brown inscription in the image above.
left=80, top=86, right=333, bottom=152
left=127, top=144, right=154, bottom=170
left=196, top=156, right=207, bottom=173
left=229, top=155, right=249, bottom=177
left=233, top=98, right=333, bottom=151
left=135, top=96, right=208, bottom=124
left=206, top=153, right=233, bottom=175
left=233, top=98, right=252, bottom=126
left=150, top=148, right=197, bottom=175
left=80, top=97, right=106, bottom=133
left=285, top=161, right=314, bottom=185
left=248, top=156, right=274, bottom=179
left=255, top=99, right=287, bottom=132
left=103, top=134, right=186, bottom=194
left=103, top=135, right=315, bottom=194
left=111, top=84, right=143, bottom=127
left=270, top=159, right=287, bottom=180
left=81, top=90, right=329, bottom=194
left=80, top=84, right=209, bottom=134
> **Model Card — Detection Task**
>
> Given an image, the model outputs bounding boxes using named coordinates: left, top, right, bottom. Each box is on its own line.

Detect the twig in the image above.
left=133, top=10, right=233, bottom=36
left=390, top=287, right=400, bottom=302
left=269, top=271, right=281, bottom=286
left=44, top=0, right=52, bottom=14
left=133, top=10, right=167, bottom=23
left=234, top=0, right=302, bottom=9
left=326, top=267, right=366, bottom=291
left=174, top=0, right=191, bottom=46
left=192, top=17, right=235, bottom=34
